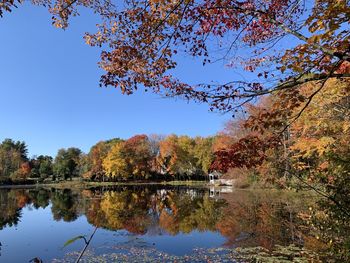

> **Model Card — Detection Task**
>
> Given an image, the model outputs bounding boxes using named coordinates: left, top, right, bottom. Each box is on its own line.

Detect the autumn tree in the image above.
left=289, top=79, right=350, bottom=177
left=212, top=78, right=350, bottom=183
left=102, top=142, right=128, bottom=180
left=192, top=136, right=215, bottom=174
left=210, top=102, right=284, bottom=185
left=211, top=78, right=350, bottom=258
left=121, top=135, right=154, bottom=179
left=157, top=135, right=209, bottom=179
left=157, top=135, right=191, bottom=178
left=82, top=138, right=123, bottom=181
left=148, top=134, right=165, bottom=173
left=288, top=79, right=350, bottom=258
left=0, top=139, right=30, bottom=183
left=103, top=135, right=154, bottom=180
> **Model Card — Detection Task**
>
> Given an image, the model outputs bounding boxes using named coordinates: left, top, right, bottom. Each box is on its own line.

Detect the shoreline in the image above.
left=0, top=180, right=210, bottom=189
left=0, top=181, right=314, bottom=195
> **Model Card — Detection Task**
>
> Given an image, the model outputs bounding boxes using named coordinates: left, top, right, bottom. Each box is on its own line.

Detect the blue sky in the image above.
left=0, top=3, right=235, bottom=157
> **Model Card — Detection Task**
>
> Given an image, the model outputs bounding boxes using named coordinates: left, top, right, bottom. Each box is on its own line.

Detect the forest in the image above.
left=0, top=135, right=215, bottom=183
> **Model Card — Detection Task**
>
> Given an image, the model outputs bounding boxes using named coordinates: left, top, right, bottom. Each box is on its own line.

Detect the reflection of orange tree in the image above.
left=215, top=191, right=318, bottom=250
left=14, top=190, right=31, bottom=208
left=158, top=193, right=225, bottom=235
left=92, top=190, right=152, bottom=234
left=84, top=188, right=226, bottom=235
left=85, top=198, right=107, bottom=228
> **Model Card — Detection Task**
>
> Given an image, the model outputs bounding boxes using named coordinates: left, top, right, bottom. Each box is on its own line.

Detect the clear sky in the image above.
left=0, top=3, right=235, bottom=157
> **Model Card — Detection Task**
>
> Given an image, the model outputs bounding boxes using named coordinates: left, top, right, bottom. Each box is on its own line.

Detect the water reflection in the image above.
left=0, top=186, right=315, bottom=261
left=85, top=187, right=226, bottom=236
left=0, top=189, right=22, bottom=230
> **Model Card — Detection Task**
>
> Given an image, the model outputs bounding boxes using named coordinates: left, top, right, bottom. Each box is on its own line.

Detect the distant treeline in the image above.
left=0, top=135, right=216, bottom=184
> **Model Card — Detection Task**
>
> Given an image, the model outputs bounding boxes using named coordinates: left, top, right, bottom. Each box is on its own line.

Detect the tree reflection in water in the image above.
left=0, top=186, right=322, bottom=252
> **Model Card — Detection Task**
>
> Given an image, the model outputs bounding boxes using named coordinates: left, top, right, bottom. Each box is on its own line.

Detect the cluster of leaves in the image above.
left=2, top=1, right=349, bottom=113
left=211, top=135, right=279, bottom=172
left=83, top=0, right=349, bottom=115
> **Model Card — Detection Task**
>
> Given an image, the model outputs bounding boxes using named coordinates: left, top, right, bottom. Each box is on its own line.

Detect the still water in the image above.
left=0, top=186, right=313, bottom=262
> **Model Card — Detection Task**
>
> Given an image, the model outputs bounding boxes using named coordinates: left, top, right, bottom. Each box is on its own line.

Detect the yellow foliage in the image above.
left=290, top=78, right=350, bottom=170
left=102, top=143, right=129, bottom=179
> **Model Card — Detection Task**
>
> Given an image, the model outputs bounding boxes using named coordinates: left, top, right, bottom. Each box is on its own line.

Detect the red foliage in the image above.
left=210, top=135, right=280, bottom=172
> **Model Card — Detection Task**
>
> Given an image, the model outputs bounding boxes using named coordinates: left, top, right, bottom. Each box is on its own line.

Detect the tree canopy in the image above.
left=1, top=0, right=348, bottom=116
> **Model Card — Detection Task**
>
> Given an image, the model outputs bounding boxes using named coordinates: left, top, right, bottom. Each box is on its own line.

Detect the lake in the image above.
left=0, top=185, right=318, bottom=262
